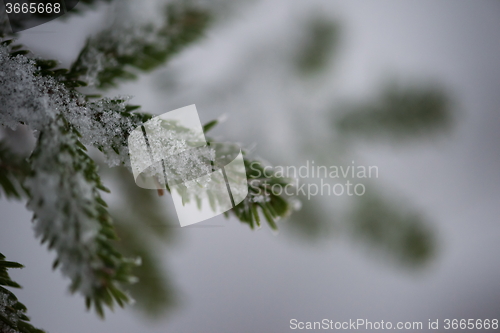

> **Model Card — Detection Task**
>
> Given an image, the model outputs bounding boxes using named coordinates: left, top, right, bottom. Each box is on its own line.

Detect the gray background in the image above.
left=1, top=0, right=499, bottom=332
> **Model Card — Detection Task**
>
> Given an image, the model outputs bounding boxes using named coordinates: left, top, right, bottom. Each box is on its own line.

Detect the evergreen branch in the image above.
left=24, top=117, right=138, bottom=317
left=348, top=193, right=435, bottom=267
left=0, top=253, right=46, bottom=333
left=335, top=84, right=451, bottom=141
left=0, top=142, right=30, bottom=199
left=0, top=19, right=297, bottom=320
left=70, top=4, right=211, bottom=89
left=0, top=41, right=151, bottom=168
left=69, top=96, right=152, bottom=168
left=230, top=159, right=295, bottom=230
left=0, top=42, right=139, bottom=317
left=1, top=37, right=296, bottom=235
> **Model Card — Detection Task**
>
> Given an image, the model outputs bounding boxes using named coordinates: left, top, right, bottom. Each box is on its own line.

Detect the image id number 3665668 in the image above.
left=5, top=2, right=61, bottom=14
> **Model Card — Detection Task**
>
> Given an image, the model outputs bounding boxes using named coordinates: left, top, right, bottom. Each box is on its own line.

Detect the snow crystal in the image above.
left=0, top=290, right=22, bottom=333
left=0, top=44, right=142, bottom=168
left=72, top=22, right=166, bottom=87
left=0, top=42, right=141, bottom=298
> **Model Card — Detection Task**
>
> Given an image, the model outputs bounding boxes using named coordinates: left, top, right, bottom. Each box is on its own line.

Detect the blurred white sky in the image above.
left=1, top=0, right=500, bottom=332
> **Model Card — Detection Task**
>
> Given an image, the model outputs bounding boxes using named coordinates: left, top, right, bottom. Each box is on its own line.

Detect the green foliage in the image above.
left=335, top=84, right=451, bottom=141
left=0, top=142, right=29, bottom=199
left=0, top=253, right=45, bottom=333
left=234, top=159, right=294, bottom=231
left=0, top=0, right=295, bottom=326
left=26, top=117, right=138, bottom=318
left=295, top=18, right=339, bottom=74
left=349, top=192, right=435, bottom=267
left=202, top=120, right=219, bottom=134
left=70, top=4, right=211, bottom=89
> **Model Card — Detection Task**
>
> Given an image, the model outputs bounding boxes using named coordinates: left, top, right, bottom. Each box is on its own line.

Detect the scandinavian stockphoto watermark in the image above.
left=128, top=105, right=248, bottom=227
left=248, top=160, right=378, bottom=201
left=127, top=105, right=378, bottom=226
